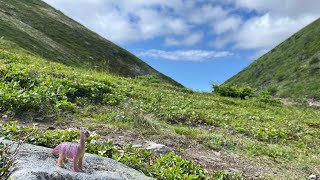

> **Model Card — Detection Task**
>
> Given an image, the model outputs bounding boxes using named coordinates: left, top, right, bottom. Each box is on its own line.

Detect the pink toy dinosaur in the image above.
left=52, top=129, right=90, bottom=172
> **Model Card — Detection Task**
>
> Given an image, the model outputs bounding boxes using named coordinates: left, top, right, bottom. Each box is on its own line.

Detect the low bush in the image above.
left=0, top=62, right=125, bottom=117
left=212, top=84, right=254, bottom=99
left=256, top=90, right=282, bottom=106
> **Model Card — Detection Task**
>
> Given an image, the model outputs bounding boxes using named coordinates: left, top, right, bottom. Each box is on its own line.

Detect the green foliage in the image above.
left=153, top=152, right=207, bottom=179
left=0, top=122, right=209, bottom=179
left=204, top=134, right=237, bottom=151
left=0, top=34, right=319, bottom=178
left=255, top=90, right=282, bottom=106
left=0, top=50, right=125, bottom=117
left=212, top=171, right=243, bottom=180
left=212, top=84, right=254, bottom=99
left=309, top=56, right=320, bottom=65
left=212, top=84, right=281, bottom=106
left=0, top=142, right=15, bottom=179
left=0, top=134, right=26, bottom=179
left=247, top=143, right=293, bottom=161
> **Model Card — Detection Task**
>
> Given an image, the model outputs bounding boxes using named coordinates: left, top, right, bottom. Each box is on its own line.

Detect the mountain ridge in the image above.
left=0, top=0, right=181, bottom=86
left=224, top=18, right=320, bottom=99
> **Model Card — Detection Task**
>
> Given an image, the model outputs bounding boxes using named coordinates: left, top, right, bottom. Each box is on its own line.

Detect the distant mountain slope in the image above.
left=225, top=18, right=320, bottom=99
left=0, top=0, right=180, bottom=86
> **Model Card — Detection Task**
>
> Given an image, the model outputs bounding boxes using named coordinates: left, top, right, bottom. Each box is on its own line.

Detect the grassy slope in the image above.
left=1, top=40, right=320, bottom=179
left=0, top=0, right=180, bottom=86
left=225, top=18, right=320, bottom=99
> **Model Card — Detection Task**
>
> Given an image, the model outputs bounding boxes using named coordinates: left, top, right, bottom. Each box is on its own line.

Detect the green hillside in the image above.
left=225, top=18, right=320, bottom=99
left=1, top=40, right=320, bottom=179
left=0, top=0, right=180, bottom=86
left=1, top=0, right=320, bottom=179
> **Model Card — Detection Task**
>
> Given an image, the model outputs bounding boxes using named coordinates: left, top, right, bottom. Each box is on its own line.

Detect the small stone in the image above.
left=213, top=151, right=221, bottom=157
left=3, top=114, right=8, bottom=119
left=118, top=136, right=124, bottom=139
left=145, top=141, right=172, bottom=154
left=132, top=144, right=143, bottom=148
left=228, top=168, right=240, bottom=173
left=308, top=175, right=317, bottom=180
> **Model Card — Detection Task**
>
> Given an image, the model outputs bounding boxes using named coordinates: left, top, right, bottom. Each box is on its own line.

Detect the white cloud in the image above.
left=188, top=5, right=229, bottom=24
left=43, top=0, right=320, bottom=54
left=213, top=16, right=242, bottom=34
left=44, top=0, right=190, bottom=43
left=216, top=13, right=318, bottom=50
left=43, top=0, right=231, bottom=45
left=138, top=49, right=232, bottom=61
left=220, top=0, right=320, bottom=50
left=233, top=0, right=320, bottom=17
left=165, top=32, right=203, bottom=46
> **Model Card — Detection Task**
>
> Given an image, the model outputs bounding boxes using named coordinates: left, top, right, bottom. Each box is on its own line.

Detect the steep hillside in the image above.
left=1, top=39, right=320, bottom=179
left=225, top=18, right=320, bottom=99
left=0, top=0, right=180, bottom=86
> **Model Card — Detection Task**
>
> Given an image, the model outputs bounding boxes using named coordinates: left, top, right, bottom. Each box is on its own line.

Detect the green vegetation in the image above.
left=0, top=121, right=210, bottom=179
left=212, top=84, right=254, bottom=99
left=0, top=133, right=27, bottom=179
left=0, top=0, right=180, bottom=86
left=0, top=40, right=319, bottom=178
left=225, top=18, right=320, bottom=99
left=2, top=0, right=319, bottom=179
left=0, top=142, right=16, bottom=179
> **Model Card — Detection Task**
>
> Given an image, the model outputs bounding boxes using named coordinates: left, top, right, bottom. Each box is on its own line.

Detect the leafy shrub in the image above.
left=136, top=75, right=161, bottom=84
left=309, top=56, right=320, bottom=65
left=212, top=171, right=243, bottom=180
left=212, top=84, right=254, bottom=99
left=0, top=62, right=125, bottom=116
left=265, top=86, right=278, bottom=95
left=256, top=90, right=281, bottom=105
left=152, top=152, right=207, bottom=179
left=61, top=79, right=124, bottom=106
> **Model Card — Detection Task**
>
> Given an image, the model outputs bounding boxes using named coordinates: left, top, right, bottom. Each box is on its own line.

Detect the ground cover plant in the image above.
left=0, top=40, right=320, bottom=178
left=0, top=121, right=215, bottom=179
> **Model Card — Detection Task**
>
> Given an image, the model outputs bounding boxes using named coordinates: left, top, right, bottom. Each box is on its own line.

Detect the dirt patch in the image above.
left=281, top=98, right=320, bottom=107
left=307, top=98, right=320, bottom=107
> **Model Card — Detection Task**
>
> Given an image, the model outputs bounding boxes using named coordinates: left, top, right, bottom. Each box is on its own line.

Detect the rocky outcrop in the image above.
left=1, top=140, right=153, bottom=180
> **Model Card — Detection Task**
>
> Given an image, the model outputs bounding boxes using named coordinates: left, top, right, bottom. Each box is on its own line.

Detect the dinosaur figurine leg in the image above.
left=73, top=156, right=80, bottom=172
left=57, top=155, right=65, bottom=168
left=78, top=156, right=84, bottom=170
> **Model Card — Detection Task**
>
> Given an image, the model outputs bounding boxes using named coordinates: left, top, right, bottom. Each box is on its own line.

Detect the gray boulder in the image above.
left=1, top=140, right=154, bottom=180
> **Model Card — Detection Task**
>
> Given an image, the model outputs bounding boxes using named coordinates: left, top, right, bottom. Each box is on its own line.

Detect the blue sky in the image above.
left=44, top=0, right=320, bottom=91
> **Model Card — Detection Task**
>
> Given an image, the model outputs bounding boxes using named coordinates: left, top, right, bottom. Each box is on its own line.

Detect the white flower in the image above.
left=98, top=150, right=106, bottom=155
left=90, top=131, right=98, bottom=138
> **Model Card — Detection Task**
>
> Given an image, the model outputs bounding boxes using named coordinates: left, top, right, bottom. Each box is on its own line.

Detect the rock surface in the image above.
left=145, top=141, right=172, bottom=154
left=1, top=140, right=154, bottom=180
